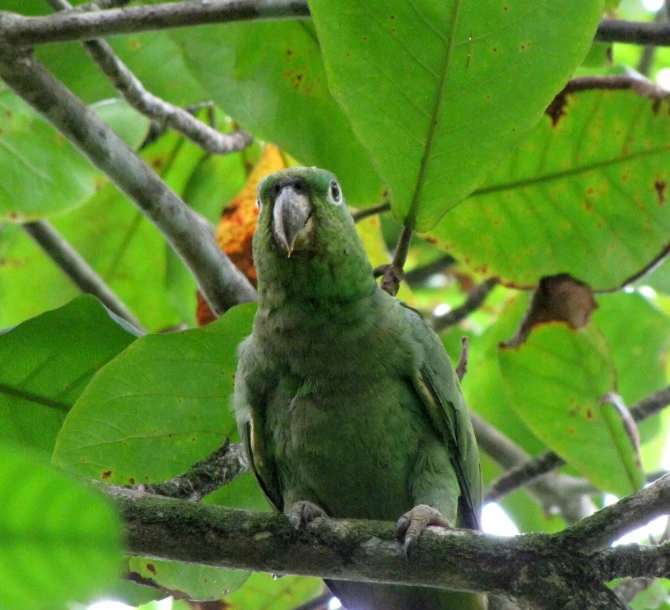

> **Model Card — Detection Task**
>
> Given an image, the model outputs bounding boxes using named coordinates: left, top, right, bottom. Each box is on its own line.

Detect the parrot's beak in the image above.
left=272, top=185, right=314, bottom=256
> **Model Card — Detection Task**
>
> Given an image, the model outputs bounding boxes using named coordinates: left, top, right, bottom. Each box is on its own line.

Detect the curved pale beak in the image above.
left=272, top=186, right=313, bottom=256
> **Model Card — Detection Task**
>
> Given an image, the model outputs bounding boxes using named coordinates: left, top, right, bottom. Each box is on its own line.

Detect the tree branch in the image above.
left=0, top=48, right=257, bottom=314
left=134, top=440, right=249, bottom=502
left=44, top=0, right=252, bottom=154
left=556, top=474, right=670, bottom=554
left=0, top=0, right=310, bottom=47
left=432, top=278, right=499, bottom=332
left=596, top=18, right=670, bottom=47
left=351, top=202, right=391, bottom=223
left=485, top=386, right=670, bottom=503
left=0, top=3, right=667, bottom=49
left=22, top=220, right=145, bottom=332
left=102, top=480, right=670, bottom=610
left=594, top=542, right=670, bottom=582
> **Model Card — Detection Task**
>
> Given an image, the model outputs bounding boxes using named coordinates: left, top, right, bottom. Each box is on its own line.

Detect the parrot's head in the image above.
left=253, top=167, right=375, bottom=305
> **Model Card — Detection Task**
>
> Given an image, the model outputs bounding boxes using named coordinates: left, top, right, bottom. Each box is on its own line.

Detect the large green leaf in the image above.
left=0, top=89, right=149, bottom=221
left=0, top=444, right=122, bottom=608
left=0, top=296, right=137, bottom=457
left=428, top=90, right=670, bottom=289
left=499, top=323, right=644, bottom=496
left=462, top=292, right=546, bottom=455
left=594, top=292, right=670, bottom=406
left=0, top=0, right=209, bottom=107
left=221, top=573, right=324, bottom=610
left=0, top=126, right=202, bottom=331
left=309, top=0, right=603, bottom=230
left=594, top=292, right=670, bottom=467
left=173, top=21, right=385, bottom=207
left=128, top=558, right=249, bottom=601
left=53, top=303, right=256, bottom=484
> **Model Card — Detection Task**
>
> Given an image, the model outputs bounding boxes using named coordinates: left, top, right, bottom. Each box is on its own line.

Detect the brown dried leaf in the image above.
left=504, top=274, right=597, bottom=347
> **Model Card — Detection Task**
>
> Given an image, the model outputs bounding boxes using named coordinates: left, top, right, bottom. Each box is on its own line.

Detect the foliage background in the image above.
left=1, top=0, right=670, bottom=608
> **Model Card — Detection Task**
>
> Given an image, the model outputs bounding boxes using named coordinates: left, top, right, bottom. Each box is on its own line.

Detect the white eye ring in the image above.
left=328, top=180, right=342, bottom=204
left=256, top=196, right=262, bottom=210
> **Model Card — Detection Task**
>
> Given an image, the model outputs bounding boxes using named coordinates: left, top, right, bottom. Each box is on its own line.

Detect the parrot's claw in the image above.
left=288, top=501, right=326, bottom=530
left=396, top=504, right=453, bottom=560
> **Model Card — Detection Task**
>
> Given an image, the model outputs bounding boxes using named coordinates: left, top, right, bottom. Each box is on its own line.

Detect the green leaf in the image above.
left=594, top=292, right=670, bottom=406
left=428, top=90, right=670, bottom=289
left=204, top=471, right=270, bottom=512
left=0, top=126, right=200, bottom=331
left=499, top=323, right=644, bottom=496
left=0, top=89, right=149, bottom=221
left=221, top=573, right=324, bottom=610
left=594, top=292, right=670, bottom=468
left=463, top=293, right=546, bottom=455
left=0, top=295, right=137, bottom=457
left=309, top=0, right=603, bottom=230
left=128, top=558, right=249, bottom=601
left=0, top=444, right=122, bottom=608
left=172, top=21, right=385, bottom=207
left=53, top=303, right=256, bottom=484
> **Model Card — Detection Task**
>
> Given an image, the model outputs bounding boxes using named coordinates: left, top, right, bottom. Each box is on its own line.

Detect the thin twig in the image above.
left=377, top=223, right=413, bottom=297
left=0, top=0, right=311, bottom=47
left=44, top=0, right=252, bottom=155
left=351, top=202, right=391, bottom=223
left=455, top=336, right=469, bottom=382
left=0, top=4, right=668, bottom=48
left=22, top=220, right=145, bottom=332
left=432, top=278, right=499, bottom=332
left=0, top=49, right=257, bottom=314
left=596, top=18, right=670, bottom=47
left=404, top=254, right=456, bottom=285
left=486, top=386, right=670, bottom=503
left=614, top=577, right=655, bottom=605
left=638, top=2, right=668, bottom=75
left=135, top=440, right=249, bottom=502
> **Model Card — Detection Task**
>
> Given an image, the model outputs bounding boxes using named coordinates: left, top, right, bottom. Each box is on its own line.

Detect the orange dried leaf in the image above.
left=196, top=145, right=286, bottom=326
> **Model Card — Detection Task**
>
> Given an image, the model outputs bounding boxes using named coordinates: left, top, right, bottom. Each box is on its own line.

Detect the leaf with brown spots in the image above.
left=128, top=557, right=249, bottom=601
left=499, top=323, right=644, bottom=496
left=309, top=0, right=602, bottom=229
left=428, top=89, right=670, bottom=290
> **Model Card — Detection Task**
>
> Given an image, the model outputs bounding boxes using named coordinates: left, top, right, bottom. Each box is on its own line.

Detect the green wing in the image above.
left=403, top=304, right=483, bottom=530
left=235, top=340, right=284, bottom=513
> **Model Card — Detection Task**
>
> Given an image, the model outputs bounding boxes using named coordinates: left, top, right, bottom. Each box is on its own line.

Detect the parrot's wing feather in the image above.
left=241, top=421, right=283, bottom=513
left=235, top=339, right=284, bottom=513
left=403, top=304, right=483, bottom=530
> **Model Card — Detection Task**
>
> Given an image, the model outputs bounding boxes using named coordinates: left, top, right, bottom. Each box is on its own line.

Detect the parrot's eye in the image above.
left=329, top=180, right=342, bottom=204
left=256, top=196, right=262, bottom=210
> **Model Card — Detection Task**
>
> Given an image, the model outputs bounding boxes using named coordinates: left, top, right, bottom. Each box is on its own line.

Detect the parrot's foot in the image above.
left=396, top=504, right=453, bottom=559
left=288, top=501, right=326, bottom=530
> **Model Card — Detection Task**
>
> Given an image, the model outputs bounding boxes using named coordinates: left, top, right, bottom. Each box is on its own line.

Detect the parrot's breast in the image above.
left=266, top=372, right=429, bottom=520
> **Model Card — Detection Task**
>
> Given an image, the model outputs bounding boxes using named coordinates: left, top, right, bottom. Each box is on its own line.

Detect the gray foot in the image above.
left=397, top=504, right=453, bottom=559
left=288, top=500, right=326, bottom=530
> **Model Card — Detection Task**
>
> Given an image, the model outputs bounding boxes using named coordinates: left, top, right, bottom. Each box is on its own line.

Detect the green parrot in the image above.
left=234, top=167, right=485, bottom=610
